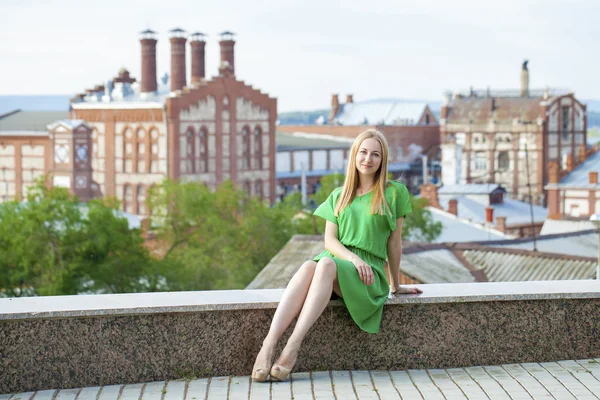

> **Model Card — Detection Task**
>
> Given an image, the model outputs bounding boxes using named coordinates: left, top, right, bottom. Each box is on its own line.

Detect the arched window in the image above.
left=182, top=127, right=195, bottom=173
left=255, top=179, right=263, bottom=198
left=136, top=128, right=146, bottom=173
left=123, top=127, right=134, bottom=173
left=123, top=185, right=133, bottom=212
left=149, top=128, right=159, bottom=173
left=136, top=185, right=146, bottom=215
left=244, top=180, right=251, bottom=196
left=474, top=152, right=487, bottom=170
left=193, top=127, right=209, bottom=173
left=498, top=151, right=510, bottom=172
left=254, top=126, right=262, bottom=169
left=242, top=127, right=251, bottom=169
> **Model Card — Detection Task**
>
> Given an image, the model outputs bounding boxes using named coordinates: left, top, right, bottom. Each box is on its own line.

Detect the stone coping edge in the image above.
left=1, top=280, right=599, bottom=322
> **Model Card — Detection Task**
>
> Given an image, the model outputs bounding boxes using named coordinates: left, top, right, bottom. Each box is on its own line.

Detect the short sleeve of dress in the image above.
left=391, top=181, right=412, bottom=220
left=313, top=188, right=341, bottom=225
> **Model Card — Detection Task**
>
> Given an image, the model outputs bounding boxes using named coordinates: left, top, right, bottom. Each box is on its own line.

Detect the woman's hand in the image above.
left=350, top=256, right=374, bottom=285
left=391, top=285, right=423, bottom=295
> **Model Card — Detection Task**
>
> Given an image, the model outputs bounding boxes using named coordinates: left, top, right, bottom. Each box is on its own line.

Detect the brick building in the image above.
left=277, top=95, right=441, bottom=192
left=0, top=30, right=277, bottom=214
left=440, top=61, right=587, bottom=206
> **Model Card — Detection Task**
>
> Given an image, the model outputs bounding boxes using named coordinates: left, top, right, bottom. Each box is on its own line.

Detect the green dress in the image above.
left=312, top=181, right=412, bottom=334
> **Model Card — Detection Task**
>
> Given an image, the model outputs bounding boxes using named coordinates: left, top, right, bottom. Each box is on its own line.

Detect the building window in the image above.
left=149, top=128, right=159, bottom=173
left=425, top=114, right=430, bottom=125
left=184, top=127, right=195, bottom=173
left=254, top=126, right=262, bottom=170
left=136, top=128, right=146, bottom=173
left=474, top=152, right=486, bottom=170
left=137, top=185, right=146, bottom=215
left=197, top=128, right=208, bottom=173
left=397, top=146, right=403, bottom=160
left=242, top=127, right=251, bottom=169
left=497, top=151, right=509, bottom=171
left=561, top=106, right=570, bottom=141
left=255, top=180, right=263, bottom=198
left=123, top=185, right=133, bottom=213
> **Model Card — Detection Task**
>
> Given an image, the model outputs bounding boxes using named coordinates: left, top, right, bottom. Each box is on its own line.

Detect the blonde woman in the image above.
left=252, top=129, right=422, bottom=382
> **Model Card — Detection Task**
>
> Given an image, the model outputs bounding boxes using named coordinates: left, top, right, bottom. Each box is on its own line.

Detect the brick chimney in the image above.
left=420, top=183, right=441, bottom=209
left=520, top=60, right=529, bottom=97
left=140, top=29, right=158, bottom=94
left=346, top=94, right=354, bottom=104
left=485, top=206, right=494, bottom=223
left=590, top=172, right=598, bottom=185
left=496, top=216, right=506, bottom=233
left=578, top=144, right=587, bottom=163
left=190, top=32, right=206, bottom=85
left=566, top=153, right=574, bottom=172
left=329, top=94, right=340, bottom=123
left=219, top=31, right=236, bottom=75
left=548, top=161, right=560, bottom=184
left=448, top=199, right=458, bottom=216
left=169, top=28, right=187, bottom=92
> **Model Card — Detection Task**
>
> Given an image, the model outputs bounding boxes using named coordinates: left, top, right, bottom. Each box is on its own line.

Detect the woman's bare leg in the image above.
left=253, top=261, right=317, bottom=376
left=273, top=257, right=337, bottom=371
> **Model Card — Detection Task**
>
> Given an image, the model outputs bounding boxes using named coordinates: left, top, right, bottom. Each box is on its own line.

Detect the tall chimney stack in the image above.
left=346, top=94, right=354, bottom=104
left=140, top=29, right=158, bottom=94
left=219, top=31, right=236, bottom=75
left=169, top=28, right=187, bottom=92
left=520, top=60, right=529, bottom=97
left=190, top=32, right=206, bottom=85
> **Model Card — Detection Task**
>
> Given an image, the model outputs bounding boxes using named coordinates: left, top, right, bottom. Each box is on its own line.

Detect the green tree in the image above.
left=0, top=178, right=153, bottom=297
left=147, top=179, right=301, bottom=290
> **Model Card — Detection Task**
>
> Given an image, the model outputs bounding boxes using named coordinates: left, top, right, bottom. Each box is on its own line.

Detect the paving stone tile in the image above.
left=120, top=383, right=144, bottom=400
left=350, top=371, right=378, bottom=400
left=206, top=376, right=229, bottom=400
left=559, top=360, right=600, bottom=395
left=97, top=385, right=121, bottom=400
left=312, top=371, right=334, bottom=400
left=228, top=377, right=250, bottom=400
left=541, top=361, right=596, bottom=398
left=290, top=372, right=312, bottom=400
left=76, top=387, right=101, bottom=400
left=407, top=370, right=444, bottom=400
left=389, top=370, right=423, bottom=399
left=248, top=378, right=270, bottom=400
left=270, top=379, right=291, bottom=400
left=142, top=382, right=166, bottom=400
left=164, top=381, right=186, bottom=400
left=331, top=371, right=356, bottom=399
left=186, top=379, right=209, bottom=400
left=445, top=368, right=489, bottom=399
left=370, top=370, right=400, bottom=399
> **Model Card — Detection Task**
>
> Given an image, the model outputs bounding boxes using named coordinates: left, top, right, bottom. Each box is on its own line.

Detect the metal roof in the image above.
left=446, top=96, right=546, bottom=124
left=401, top=249, right=476, bottom=283
left=540, top=219, right=598, bottom=235
left=437, top=196, right=548, bottom=225
left=476, top=230, right=598, bottom=259
left=0, top=110, right=70, bottom=132
left=426, top=207, right=507, bottom=243
left=557, top=150, right=600, bottom=187
left=438, top=184, right=504, bottom=195
left=276, top=132, right=352, bottom=151
left=334, top=101, right=429, bottom=126
left=463, top=249, right=596, bottom=281
left=47, top=119, right=89, bottom=131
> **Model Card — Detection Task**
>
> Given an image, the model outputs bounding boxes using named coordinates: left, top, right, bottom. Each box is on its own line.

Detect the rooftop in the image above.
left=333, top=100, right=433, bottom=126
left=0, top=110, right=70, bottom=132
left=555, top=150, right=600, bottom=188
left=437, top=196, right=548, bottom=225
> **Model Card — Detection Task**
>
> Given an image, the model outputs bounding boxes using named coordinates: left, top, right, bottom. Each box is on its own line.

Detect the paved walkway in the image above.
left=3, top=359, right=600, bottom=399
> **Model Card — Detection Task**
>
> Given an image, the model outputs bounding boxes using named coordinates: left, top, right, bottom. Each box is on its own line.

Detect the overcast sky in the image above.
left=0, top=0, right=597, bottom=111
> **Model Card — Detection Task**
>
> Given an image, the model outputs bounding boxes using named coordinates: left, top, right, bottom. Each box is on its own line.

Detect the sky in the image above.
left=0, top=0, right=598, bottom=112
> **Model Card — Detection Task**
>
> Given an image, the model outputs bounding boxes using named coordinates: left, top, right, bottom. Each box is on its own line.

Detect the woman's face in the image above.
left=355, top=138, right=382, bottom=177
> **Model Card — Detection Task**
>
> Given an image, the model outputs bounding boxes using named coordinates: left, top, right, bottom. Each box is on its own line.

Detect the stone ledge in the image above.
left=1, top=281, right=599, bottom=393
left=2, top=280, right=599, bottom=321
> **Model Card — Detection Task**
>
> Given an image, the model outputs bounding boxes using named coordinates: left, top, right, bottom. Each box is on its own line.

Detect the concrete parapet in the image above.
left=1, top=281, right=599, bottom=393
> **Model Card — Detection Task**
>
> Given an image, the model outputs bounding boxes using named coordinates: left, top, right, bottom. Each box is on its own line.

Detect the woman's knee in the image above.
left=298, top=260, right=317, bottom=276
left=315, top=257, right=337, bottom=279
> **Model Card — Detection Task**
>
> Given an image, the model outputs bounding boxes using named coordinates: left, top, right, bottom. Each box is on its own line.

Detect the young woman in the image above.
left=252, top=129, right=422, bottom=382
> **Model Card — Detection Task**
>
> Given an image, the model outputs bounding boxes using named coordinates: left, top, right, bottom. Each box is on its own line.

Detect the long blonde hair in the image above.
left=334, top=129, right=391, bottom=217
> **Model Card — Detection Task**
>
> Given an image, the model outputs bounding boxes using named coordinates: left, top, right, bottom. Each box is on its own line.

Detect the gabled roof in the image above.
left=556, top=150, right=600, bottom=187
left=0, top=110, right=70, bottom=132
left=334, top=100, right=431, bottom=126
left=425, top=207, right=507, bottom=243
left=438, top=184, right=505, bottom=195
left=47, top=119, right=90, bottom=131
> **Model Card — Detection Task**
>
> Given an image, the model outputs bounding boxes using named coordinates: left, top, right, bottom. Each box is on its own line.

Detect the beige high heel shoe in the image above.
left=270, top=363, right=293, bottom=382
left=252, top=367, right=270, bottom=382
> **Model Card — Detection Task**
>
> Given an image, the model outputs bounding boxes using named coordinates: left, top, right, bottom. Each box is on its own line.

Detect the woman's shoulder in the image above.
left=386, top=180, right=408, bottom=193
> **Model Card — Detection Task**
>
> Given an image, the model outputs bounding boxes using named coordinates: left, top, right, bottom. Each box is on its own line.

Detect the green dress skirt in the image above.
left=312, top=181, right=412, bottom=334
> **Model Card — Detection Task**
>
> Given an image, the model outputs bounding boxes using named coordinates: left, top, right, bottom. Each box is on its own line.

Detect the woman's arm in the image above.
left=386, top=218, right=404, bottom=291
left=323, top=221, right=374, bottom=285
left=387, top=218, right=423, bottom=294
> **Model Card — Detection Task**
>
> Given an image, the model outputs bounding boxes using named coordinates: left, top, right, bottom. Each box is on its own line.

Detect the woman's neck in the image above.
left=357, top=176, right=374, bottom=192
